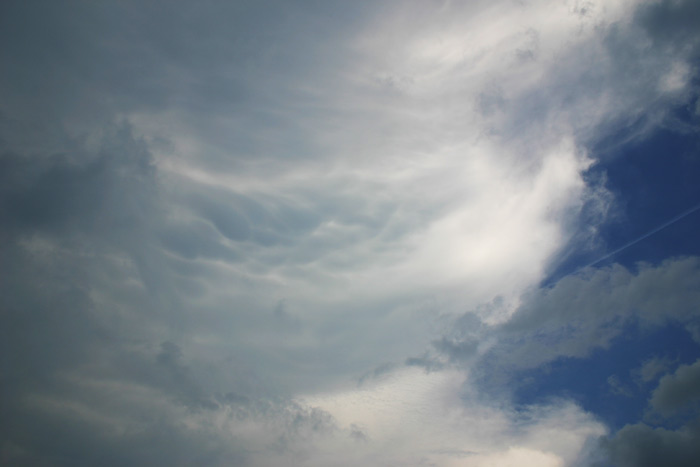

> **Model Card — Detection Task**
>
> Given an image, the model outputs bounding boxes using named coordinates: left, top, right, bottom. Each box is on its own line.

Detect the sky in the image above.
left=1, top=0, right=700, bottom=466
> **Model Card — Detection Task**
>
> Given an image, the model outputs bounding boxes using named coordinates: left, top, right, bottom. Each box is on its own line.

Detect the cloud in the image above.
left=2, top=0, right=700, bottom=465
left=300, top=367, right=605, bottom=466
left=601, top=418, right=700, bottom=467
left=7, top=376, right=340, bottom=466
left=637, top=0, right=700, bottom=47
left=650, top=359, right=700, bottom=417
left=634, top=356, right=676, bottom=384
left=478, top=257, right=700, bottom=374
left=468, top=447, right=564, bottom=467
left=431, top=257, right=700, bottom=388
left=424, top=257, right=700, bottom=465
left=608, top=375, right=635, bottom=398
left=426, top=255, right=700, bottom=465
left=598, top=354, right=700, bottom=466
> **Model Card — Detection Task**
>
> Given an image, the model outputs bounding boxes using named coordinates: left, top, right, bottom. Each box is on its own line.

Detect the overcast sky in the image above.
left=2, top=1, right=700, bottom=465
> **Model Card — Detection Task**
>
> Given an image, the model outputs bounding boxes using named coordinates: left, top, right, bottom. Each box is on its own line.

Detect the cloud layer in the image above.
left=2, top=0, right=700, bottom=465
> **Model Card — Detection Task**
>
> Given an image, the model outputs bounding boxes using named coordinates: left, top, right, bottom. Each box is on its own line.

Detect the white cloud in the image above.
left=659, top=61, right=691, bottom=93
left=467, top=447, right=564, bottom=467
left=299, top=367, right=604, bottom=466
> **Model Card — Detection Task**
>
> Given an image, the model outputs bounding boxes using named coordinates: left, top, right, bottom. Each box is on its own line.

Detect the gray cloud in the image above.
left=608, top=375, right=635, bottom=398
left=601, top=419, right=700, bottom=467
left=650, top=359, right=700, bottom=417
left=509, top=258, right=699, bottom=362
left=637, top=0, right=700, bottom=47
left=634, top=356, right=676, bottom=384
left=356, top=362, right=397, bottom=386
left=2, top=0, right=700, bottom=465
left=426, top=256, right=700, bottom=465
left=422, top=256, right=700, bottom=464
left=435, top=258, right=700, bottom=392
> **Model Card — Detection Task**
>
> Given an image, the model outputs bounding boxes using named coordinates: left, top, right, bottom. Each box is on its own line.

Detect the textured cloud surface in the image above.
left=2, top=0, right=700, bottom=465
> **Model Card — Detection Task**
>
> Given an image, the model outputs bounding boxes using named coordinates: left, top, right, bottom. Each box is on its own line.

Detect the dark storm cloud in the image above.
left=0, top=0, right=368, bottom=172
left=601, top=418, right=700, bottom=467
left=0, top=122, right=193, bottom=464
left=0, top=124, right=156, bottom=237
left=155, top=341, right=219, bottom=410
left=0, top=1, right=350, bottom=107
left=0, top=115, right=308, bottom=465
left=0, top=122, right=158, bottom=381
left=650, top=359, right=700, bottom=417
left=0, top=0, right=363, bottom=460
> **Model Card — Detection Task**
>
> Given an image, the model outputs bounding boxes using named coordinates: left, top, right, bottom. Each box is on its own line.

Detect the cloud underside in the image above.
left=1, top=0, right=700, bottom=465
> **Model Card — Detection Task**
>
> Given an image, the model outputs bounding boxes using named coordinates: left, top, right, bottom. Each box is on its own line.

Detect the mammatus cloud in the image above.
left=2, top=0, right=700, bottom=465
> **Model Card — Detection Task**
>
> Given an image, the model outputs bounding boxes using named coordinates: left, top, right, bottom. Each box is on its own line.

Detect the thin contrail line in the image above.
left=584, top=202, right=700, bottom=270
